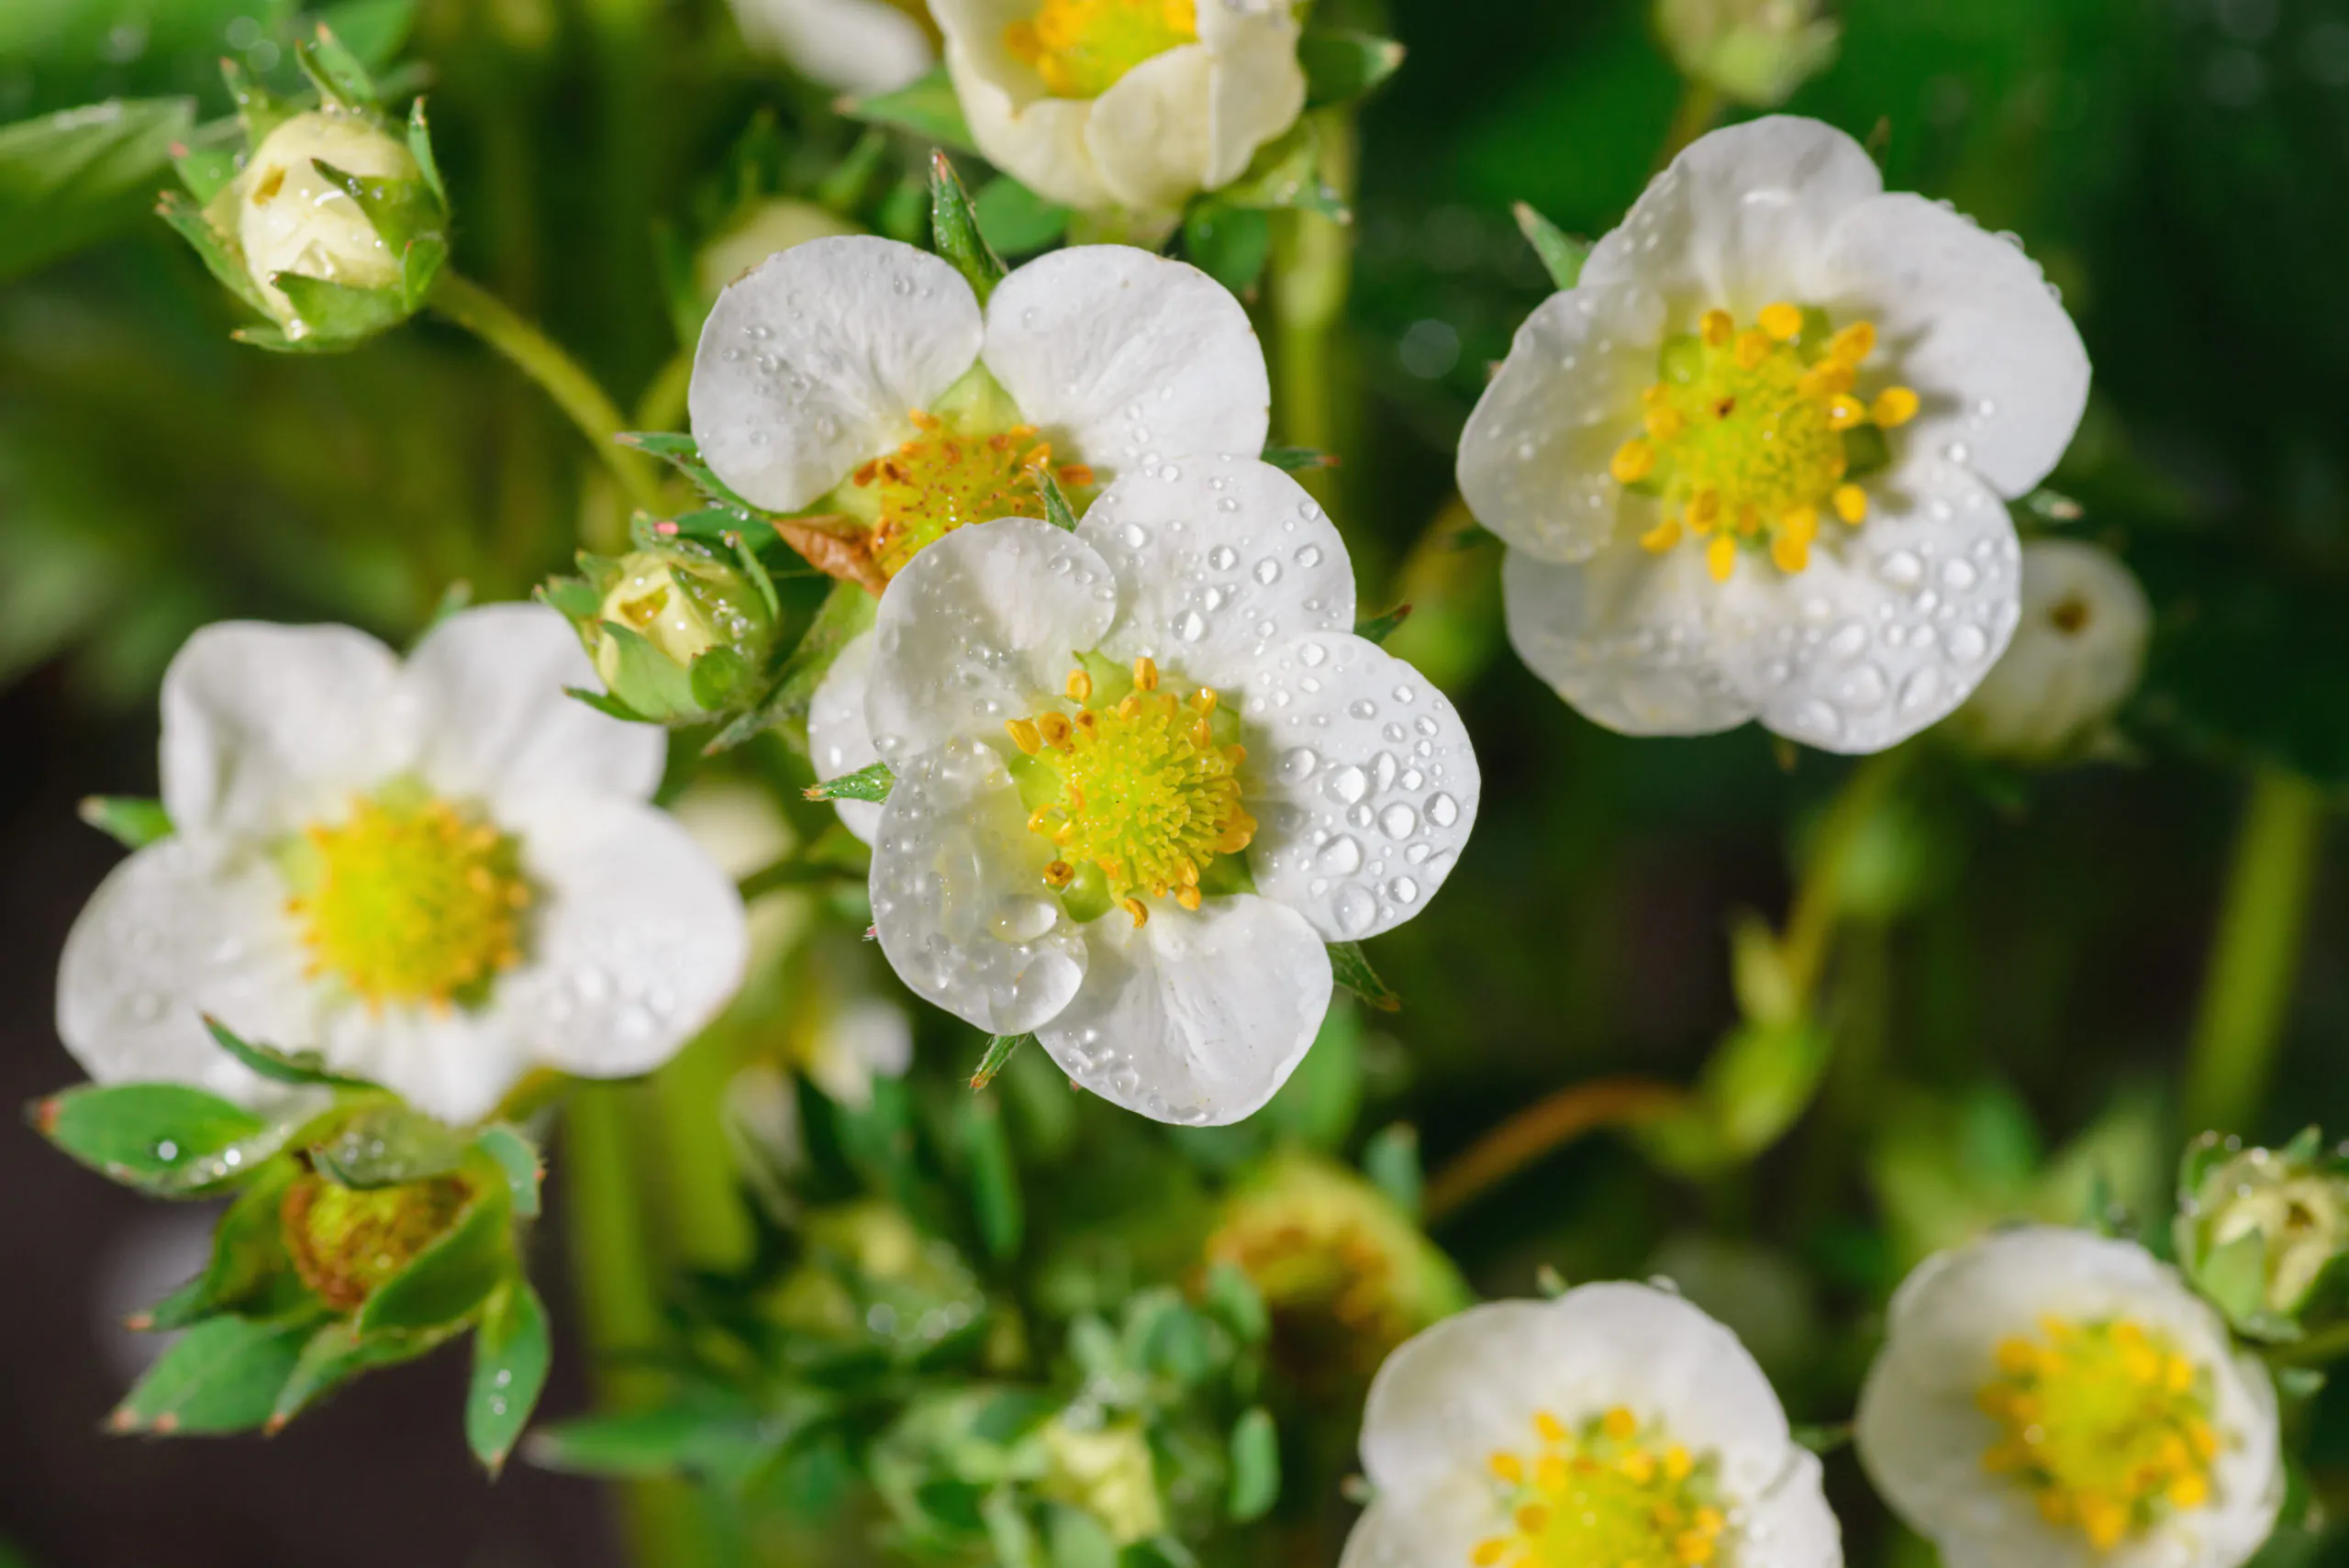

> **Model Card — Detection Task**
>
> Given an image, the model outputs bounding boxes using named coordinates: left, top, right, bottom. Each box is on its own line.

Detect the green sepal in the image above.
left=2196, top=1229, right=2277, bottom=1332
left=269, top=271, right=412, bottom=345
left=1297, top=28, right=1407, bottom=108
left=1219, top=120, right=1346, bottom=218
left=1513, top=201, right=1589, bottom=292
left=406, top=99, right=446, bottom=207
left=839, top=66, right=979, bottom=156
left=688, top=646, right=755, bottom=712
left=295, top=25, right=382, bottom=112
left=220, top=58, right=296, bottom=149
left=319, top=0, right=423, bottom=69
left=110, top=1312, right=320, bottom=1435
left=137, top=1162, right=306, bottom=1330
left=616, top=431, right=764, bottom=517
left=707, top=577, right=877, bottom=753
left=1039, top=467, right=1080, bottom=532
left=970, top=1031, right=1029, bottom=1091
left=1840, top=422, right=1892, bottom=481
left=539, top=575, right=602, bottom=620
left=155, top=188, right=273, bottom=318
left=354, top=1174, right=513, bottom=1334
left=33, top=1081, right=290, bottom=1197
left=1182, top=202, right=1271, bottom=296
left=1226, top=1407, right=1280, bottom=1521
left=1328, top=940, right=1401, bottom=1012
left=566, top=684, right=650, bottom=722
left=1355, top=603, right=1412, bottom=645
left=308, top=1102, right=472, bottom=1188
left=172, top=118, right=244, bottom=205
left=1262, top=443, right=1337, bottom=473
left=475, top=1125, right=544, bottom=1218
left=272, top=1317, right=442, bottom=1428
left=311, top=159, right=443, bottom=252
left=204, top=1014, right=377, bottom=1089
left=930, top=150, right=1007, bottom=305
left=974, top=176, right=1069, bottom=256
left=79, top=795, right=173, bottom=849
left=596, top=619, right=705, bottom=723
left=807, top=760, right=896, bottom=804
left=468, top=1276, right=552, bottom=1473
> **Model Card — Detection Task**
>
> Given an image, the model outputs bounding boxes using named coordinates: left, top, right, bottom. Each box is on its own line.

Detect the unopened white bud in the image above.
left=233, top=110, right=418, bottom=328
left=1946, top=539, right=2150, bottom=762
left=1656, top=0, right=1840, bottom=107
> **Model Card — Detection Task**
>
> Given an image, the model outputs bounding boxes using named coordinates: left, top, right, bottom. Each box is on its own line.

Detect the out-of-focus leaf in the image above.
left=0, top=98, right=195, bottom=284
left=1299, top=28, right=1406, bottom=108
left=33, top=1081, right=289, bottom=1196
left=839, top=67, right=977, bottom=156
left=78, top=794, right=172, bottom=848
left=467, top=1277, right=551, bottom=1473
left=111, top=1313, right=316, bottom=1434
left=1226, top=1407, right=1280, bottom=1521
left=974, top=176, right=1068, bottom=256
left=1183, top=201, right=1272, bottom=295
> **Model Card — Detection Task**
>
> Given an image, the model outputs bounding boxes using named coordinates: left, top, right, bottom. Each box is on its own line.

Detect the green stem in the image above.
left=1780, top=747, right=1913, bottom=1008
left=429, top=272, right=666, bottom=517
left=2272, top=1317, right=2349, bottom=1369
left=1267, top=113, right=1356, bottom=515
left=2184, top=768, right=2328, bottom=1136
left=1655, top=79, right=1723, bottom=171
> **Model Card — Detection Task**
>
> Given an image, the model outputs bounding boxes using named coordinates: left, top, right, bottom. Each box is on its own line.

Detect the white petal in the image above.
left=688, top=236, right=984, bottom=512
left=1742, top=1450, right=1845, bottom=1568
left=1079, top=454, right=1352, bottom=690
left=933, top=16, right=1112, bottom=210
left=1579, top=115, right=1885, bottom=318
left=1361, top=1287, right=1795, bottom=1506
left=863, top=517, right=1121, bottom=762
left=1455, top=282, right=1671, bottom=563
left=1337, top=1488, right=1497, bottom=1568
left=807, top=628, right=885, bottom=843
left=55, top=840, right=318, bottom=1106
left=1197, top=0, right=1307, bottom=190
left=1241, top=633, right=1478, bottom=941
left=159, top=621, right=406, bottom=840
left=1085, top=46, right=1215, bottom=212
left=1503, top=544, right=1756, bottom=737
left=316, top=1007, right=529, bottom=1127
left=868, top=737, right=1088, bottom=1034
left=404, top=603, right=666, bottom=813
left=1949, top=539, right=2149, bottom=758
left=984, top=247, right=1270, bottom=485
left=727, top=0, right=933, bottom=95
left=1722, top=460, right=2023, bottom=754
left=1037, top=894, right=1330, bottom=1126
left=1815, top=193, right=2090, bottom=498
left=495, top=795, right=749, bottom=1081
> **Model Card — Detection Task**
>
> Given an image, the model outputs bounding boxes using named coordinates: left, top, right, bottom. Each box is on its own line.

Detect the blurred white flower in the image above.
left=1857, top=1228, right=2282, bottom=1568
left=1657, top=0, right=1841, bottom=108
left=1341, top=1283, right=1841, bottom=1568
left=1462, top=117, right=2090, bottom=754
left=668, top=778, right=810, bottom=973
left=930, top=0, right=1305, bottom=216
left=727, top=0, right=933, bottom=96
left=1944, top=539, right=2150, bottom=762
left=688, top=236, right=1270, bottom=840
left=56, top=606, right=748, bottom=1125
left=695, top=198, right=863, bottom=305
left=857, top=459, right=1478, bottom=1126
left=228, top=108, right=418, bottom=328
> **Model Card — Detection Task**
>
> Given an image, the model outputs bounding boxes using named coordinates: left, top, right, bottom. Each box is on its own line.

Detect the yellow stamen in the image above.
left=1758, top=301, right=1804, bottom=341
left=1706, top=534, right=1736, bottom=583
left=1610, top=439, right=1656, bottom=484
left=1639, top=517, right=1684, bottom=554
left=1871, top=386, right=1920, bottom=428
left=1832, top=484, right=1868, bottom=525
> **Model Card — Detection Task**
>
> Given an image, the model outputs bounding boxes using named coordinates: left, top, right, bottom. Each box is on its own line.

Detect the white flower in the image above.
left=229, top=108, right=419, bottom=327
left=1944, top=539, right=2150, bottom=762
left=854, top=458, right=1479, bottom=1126
left=1462, top=117, right=2090, bottom=754
left=1856, top=1228, right=2283, bottom=1568
left=931, top=0, right=1306, bottom=216
left=56, top=606, right=749, bottom=1126
left=688, top=236, right=1269, bottom=841
left=727, top=0, right=933, bottom=95
left=1342, top=1284, right=1841, bottom=1568
left=695, top=198, right=862, bottom=305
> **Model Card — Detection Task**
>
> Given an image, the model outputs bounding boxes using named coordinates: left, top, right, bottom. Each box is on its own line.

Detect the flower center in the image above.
left=286, top=790, right=530, bottom=1010
left=281, top=1171, right=473, bottom=1311
left=853, top=409, right=1094, bottom=580
left=1004, top=0, right=1198, bottom=97
left=1976, top=1315, right=2218, bottom=1551
left=1474, top=1407, right=1729, bottom=1568
left=1610, top=304, right=1919, bottom=584
left=1006, top=657, right=1254, bottom=928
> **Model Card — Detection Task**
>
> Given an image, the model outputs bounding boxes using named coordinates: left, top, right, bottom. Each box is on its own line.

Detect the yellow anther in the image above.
left=1004, top=0, right=1199, bottom=99
left=1534, top=1411, right=1567, bottom=1444
left=1066, top=667, right=1094, bottom=703
left=1619, top=1449, right=1657, bottom=1483
left=1174, top=884, right=1202, bottom=910
left=1832, top=484, right=1868, bottom=525
left=1759, top=302, right=1804, bottom=341
left=1871, top=386, right=1920, bottom=428
left=1117, top=694, right=1141, bottom=720
left=1132, top=655, right=1158, bottom=691
left=1639, top=517, right=1684, bottom=554
left=1663, top=1447, right=1692, bottom=1482
left=1798, top=361, right=1856, bottom=399
left=1688, top=489, right=1720, bottom=526
left=1779, top=505, right=1819, bottom=545
left=1037, top=711, right=1073, bottom=747
left=1006, top=717, right=1044, bottom=755
left=1601, top=1407, right=1638, bottom=1441
left=1826, top=395, right=1867, bottom=431
left=1828, top=320, right=1877, bottom=364
left=1514, top=1505, right=1549, bottom=1533
left=1734, top=329, right=1772, bottom=370
left=1190, top=688, right=1218, bottom=717
left=1645, top=405, right=1686, bottom=441
left=1472, top=1541, right=1509, bottom=1568
left=1490, top=1452, right=1525, bottom=1483
left=1706, top=535, right=1737, bottom=583
left=1043, top=860, right=1074, bottom=888
left=1610, top=439, right=1656, bottom=484
left=1121, top=895, right=1149, bottom=928
left=1700, top=309, right=1734, bottom=347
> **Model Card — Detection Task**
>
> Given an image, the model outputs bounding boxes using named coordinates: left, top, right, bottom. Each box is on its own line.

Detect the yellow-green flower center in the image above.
left=281, top=1170, right=473, bottom=1311
left=1005, top=0, right=1198, bottom=98
left=849, top=409, right=1095, bottom=581
left=1006, top=657, right=1254, bottom=927
left=1976, top=1315, right=2218, bottom=1551
left=287, top=791, right=530, bottom=1010
left=1610, top=304, right=1919, bottom=584
left=1475, top=1406, right=1730, bottom=1568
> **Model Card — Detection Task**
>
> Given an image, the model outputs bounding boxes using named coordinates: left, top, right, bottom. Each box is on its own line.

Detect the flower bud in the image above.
left=562, top=542, right=779, bottom=723
left=1039, top=1417, right=1166, bottom=1545
left=233, top=110, right=418, bottom=321
left=1655, top=0, right=1840, bottom=107
left=1944, top=539, right=2150, bottom=763
left=2177, top=1131, right=2349, bottom=1339
left=281, top=1170, right=473, bottom=1311
left=696, top=198, right=862, bottom=306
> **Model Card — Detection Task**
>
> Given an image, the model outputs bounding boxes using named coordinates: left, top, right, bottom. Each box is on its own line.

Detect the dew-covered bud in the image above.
left=1656, top=0, right=1841, bottom=107
left=232, top=110, right=418, bottom=322
left=281, top=1169, right=473, bottom=1311
left=1944, top=539, right=2150, bottom=763
left=2176, top=1130, right=2349, bottom=1340
left=559, top=541, right=779, bottom=723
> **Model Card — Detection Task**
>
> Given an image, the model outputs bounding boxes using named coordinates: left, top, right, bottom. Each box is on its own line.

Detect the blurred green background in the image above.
left=5, top=0, right=2349, bottom=1563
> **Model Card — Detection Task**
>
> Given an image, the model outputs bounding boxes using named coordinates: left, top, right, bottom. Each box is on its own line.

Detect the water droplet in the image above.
left=1348, top=698, right=1377, bottom=720
left=1878, top=550, right=1925, bottom=588
left=1827, top=622, right=1869, bottom=659
left=1317, top=836, right=1364, bottom=874
left=153, top=1140, right=178, bottom=1162
left=1941, top=558, right=1978, bottom=591
left=1379, top=803, right=1419, bottom=839
left=1427, top=792, right=1460, bottom=828
left=1208, top=544, right=1238, bottom=571
left=1949, top=624, right=1989, bottom=661
left=1176, top=609, right=1207, bottom=641
left=1332, top=885, right=1377, bottom=934
left=1254, top=558, right=1281, bottom=585
left=1294, top=544, right=1323, bottom=568
left=1298, top=641, right=1328, bottom=668
left=1280, top=747, right=1319, bottom=782
left=1325, top=765, right=1370, bottom=805
left=989, top=895, right=1060, bottom=943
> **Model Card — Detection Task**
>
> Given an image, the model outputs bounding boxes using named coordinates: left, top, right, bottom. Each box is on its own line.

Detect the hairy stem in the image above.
left=1781, top=747, right=1913, bottom=1008
left=1268, top=113, right=1357, bottom=515
left=1422, top=1077, right=1689, bottom=1222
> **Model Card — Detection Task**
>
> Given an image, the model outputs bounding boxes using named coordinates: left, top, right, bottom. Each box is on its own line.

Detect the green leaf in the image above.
left=806, top=760, right=895, bottom=804
left=1355, top=603, right=1412, bottom=645
left=319, top=0, right=421, bottom=69
left=839, top=66, right=978, bottom=156
left=474, top=1125, right=543, bottom=1218
left=707, top=575, right=877, bottom=753
left=1226, top=1407, right=1280, bottom=1521
left=308, top=1102, right=471, bottom=1187
left=974, top=176, right=1069, bottom=256
left=1219, top=120, right=1346, bottom=218
left=1328, top=941, right=1401, bottom=1012
left=970, top=1031, right=1029, bottom=1091
left=929, top=150, right=1007, bottom=304
left=295, top=25, right=381, bottom=110
left=311, top=159, right=442, bottom=252
left=111, top=1314, right=315, bottom=1435
left=406, top=98, right=446, bottom=207
left=467, top=1277, right=551, bottom=1473
left=0, top=97, right=196, bottom=284
left=272, top=1318, right=440, bottom=1428
left=1362, top=1123, right=1424, bottom=1217
left=221, top=58, right=295, bottom=147
left=136, top=1163, right=304, bottom=1330
left=1182, top=201, right=1272, bottom=295
left=355, top=1181, right=512, bottom=1333
left=1046, top=1504, right=1119, bottom=1568
left=203, top=1015, right=376, bottom=1089
left=34, top=1081, right=285, bottom=1196
left=615, top=430, right=764, bottom=517
left=171, top=117, right=243, bottom=204
left=1298, top=28, right=1407, bottom=108
left=78, top=795, right=172, bottom=849
left=1262, top=443, right=1337, bottom=473
left=1513, top=201, right=1589, bottom=291
left=959, top=1096, right=1023, bottom=1262
left=527, top=1402, right=776, bottom=1480
left=595, top=619, right=705, bottom=722
left=1200, top=1260, right=1269, bottom=1345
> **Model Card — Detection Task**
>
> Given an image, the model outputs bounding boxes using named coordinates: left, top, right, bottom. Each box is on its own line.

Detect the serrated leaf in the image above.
left=203, top=1015, right=376, bottom=1089
left=0, top=97, right=195, bottom=284
left=468, top=1277, right=551, bottom=1473
left=1298, top=28, right=1406, bottom=108
left=929, top=150, right=1006, bottom=304
left=111, top=1314, right=316, bottom=1435
left=354, top=1181, right=511, bottom=1333
left=136, top=1163, right=304, bottom=1330
left=1227, top=1407, right=1280, bottom=1521
left=34, top=1081, right=287, bottom=1196
left=1182, top=201, right=1271, bottom=295
left=839, top=66, right=978, bottom=156
left=1328, top=940, right=1401, bottom=1012
left=806, top=760, right=895, bottom=803
left=1513, top=201, right=1589, bottom=291
left=475, top=1125, right=543, bottom=1218
left=79, top=795, right=172, bottom=849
